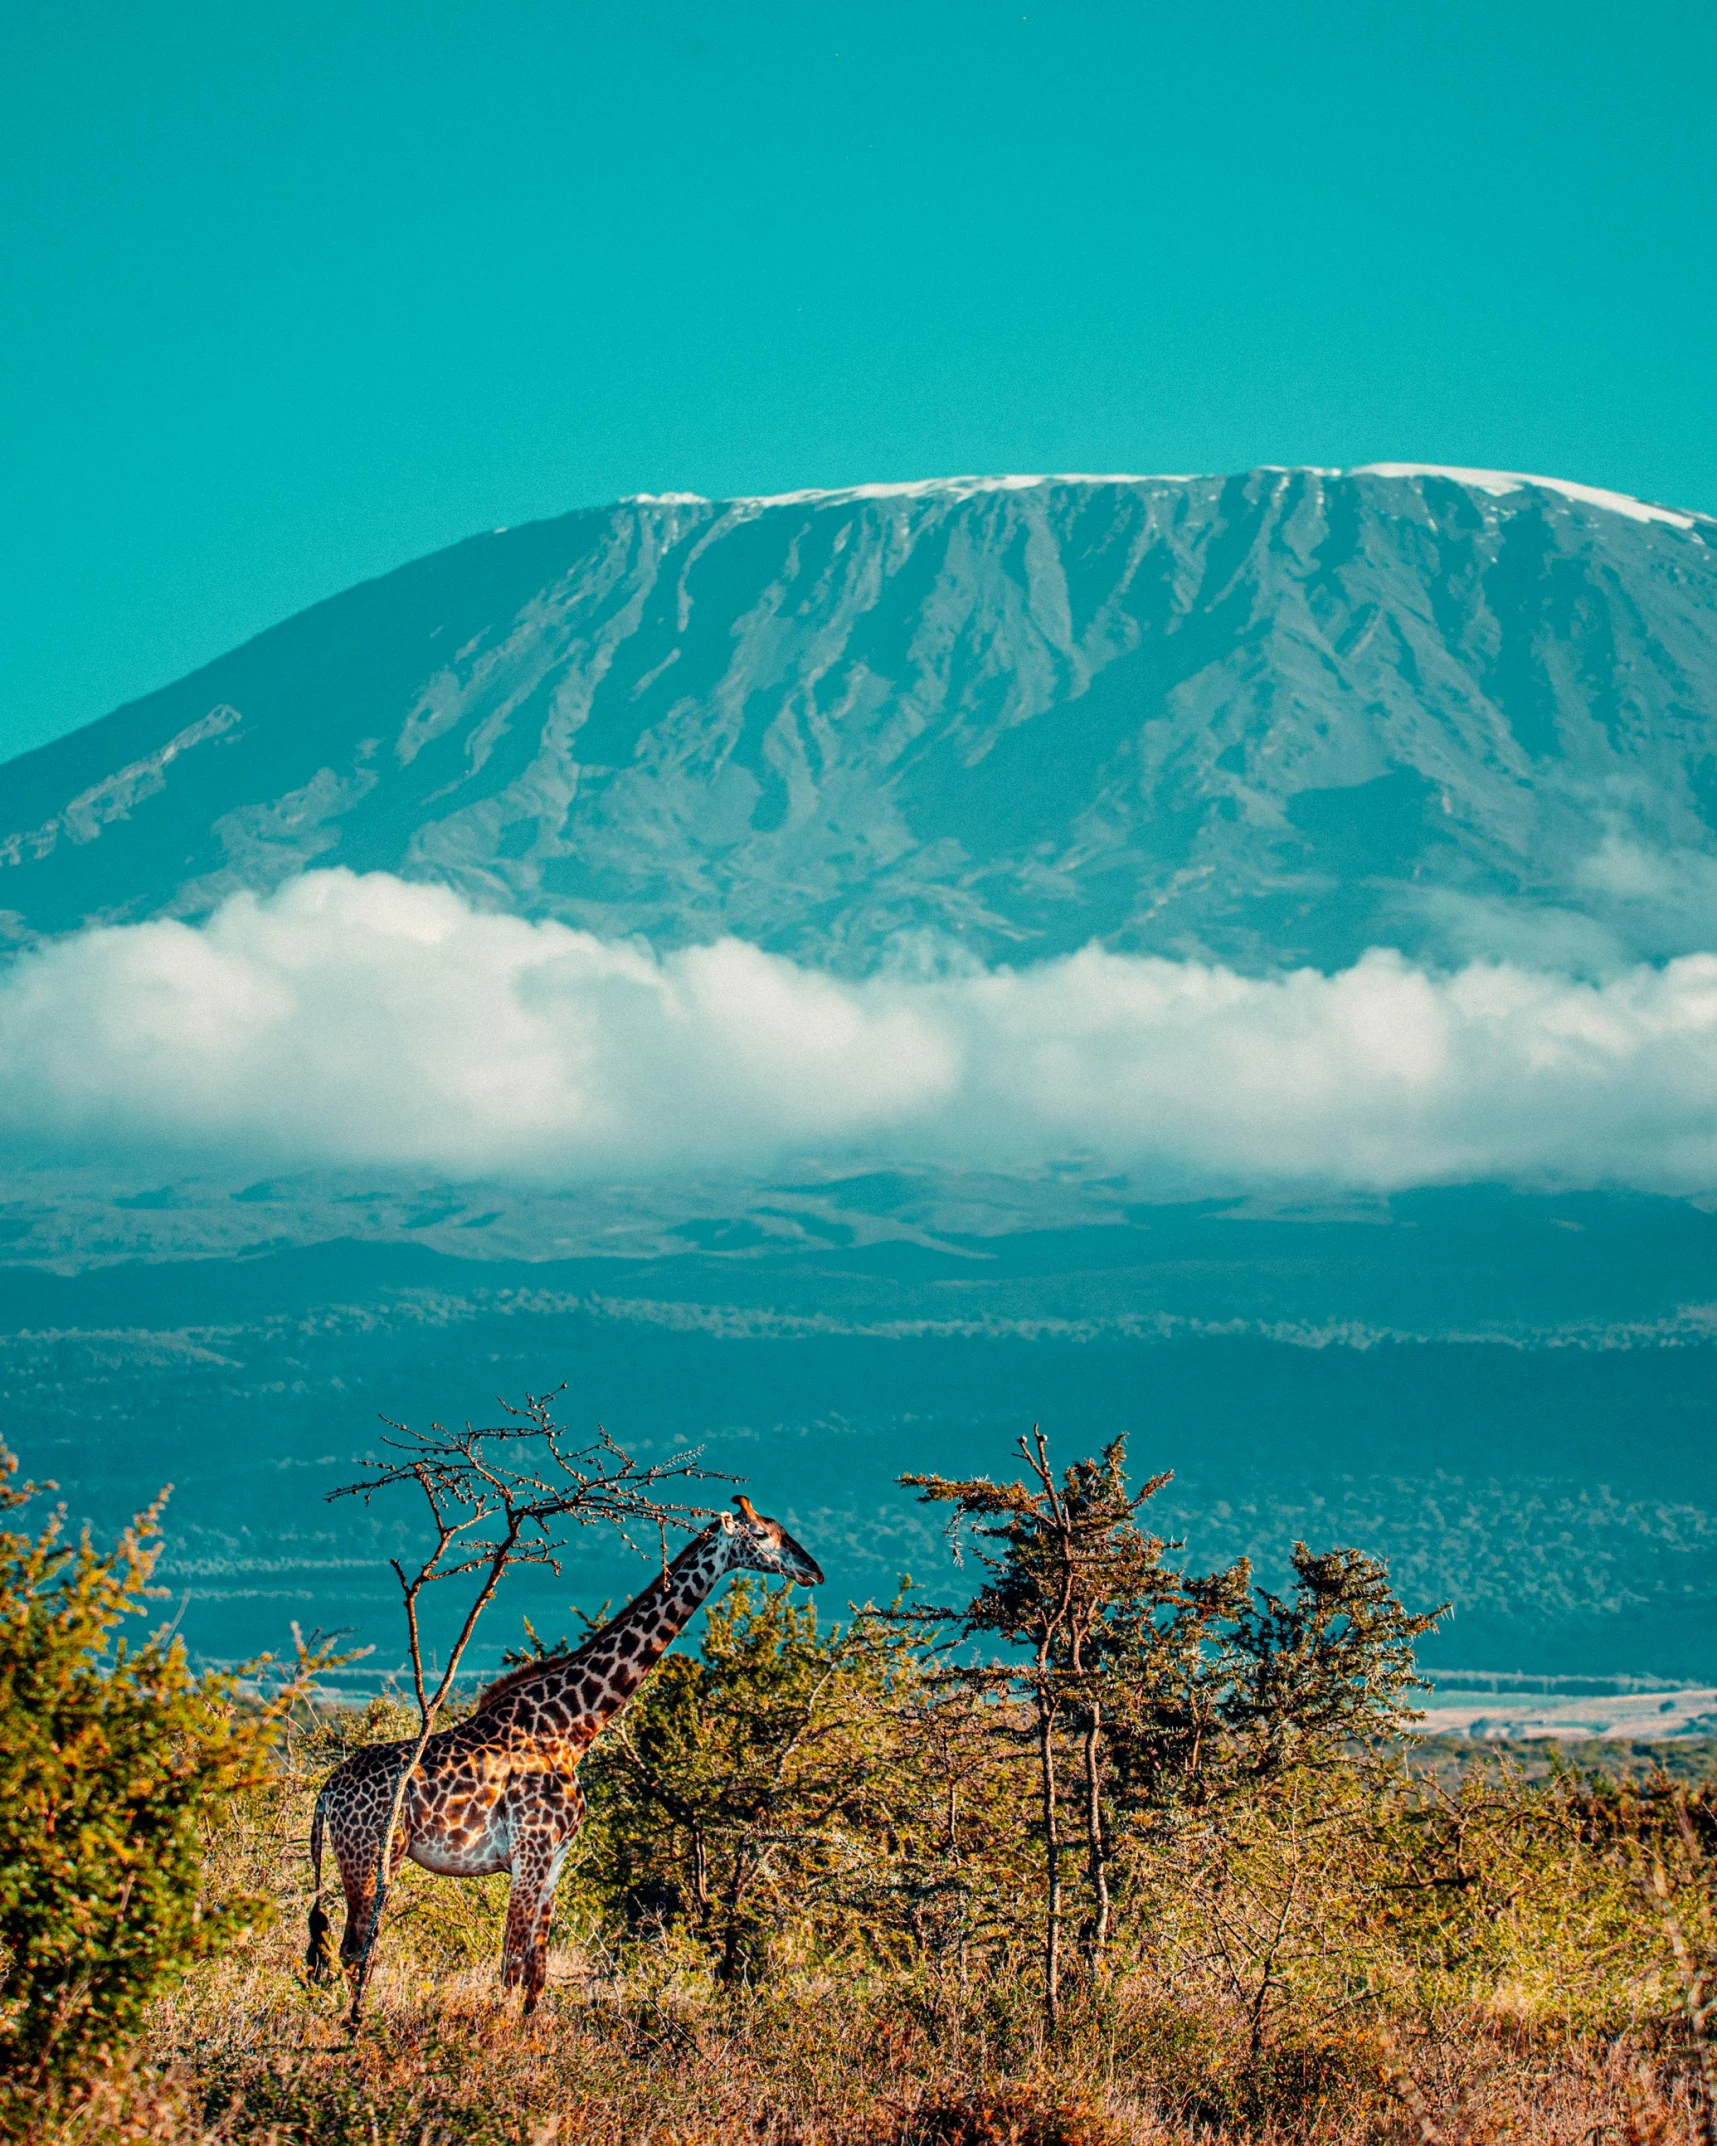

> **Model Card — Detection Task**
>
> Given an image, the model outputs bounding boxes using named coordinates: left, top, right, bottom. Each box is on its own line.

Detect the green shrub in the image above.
left=579, top=1579, right=912, bottom=1981
left=0, top=1447, right=307, bottom=2106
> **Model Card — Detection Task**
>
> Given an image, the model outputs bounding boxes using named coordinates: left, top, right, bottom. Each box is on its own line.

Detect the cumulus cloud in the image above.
left=4, top=869, right=1717, bottom=1192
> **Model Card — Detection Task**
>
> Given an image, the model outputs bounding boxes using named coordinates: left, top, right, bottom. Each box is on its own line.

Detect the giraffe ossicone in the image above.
left=306, top=1497, right=823, bottom=2011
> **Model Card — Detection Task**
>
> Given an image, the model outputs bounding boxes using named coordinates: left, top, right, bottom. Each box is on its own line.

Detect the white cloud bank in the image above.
left=4, top=869, right=1717, bottom=1192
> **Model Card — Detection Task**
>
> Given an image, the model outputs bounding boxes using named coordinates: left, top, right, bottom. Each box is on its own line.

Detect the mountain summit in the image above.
left=5, top=467, right=1715, bottom=972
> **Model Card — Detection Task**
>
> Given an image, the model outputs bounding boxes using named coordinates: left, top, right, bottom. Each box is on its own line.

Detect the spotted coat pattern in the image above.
left=306, top=1498, right=823, bottom=2010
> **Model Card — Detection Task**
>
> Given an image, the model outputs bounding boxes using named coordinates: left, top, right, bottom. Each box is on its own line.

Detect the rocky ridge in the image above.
left=3, top=467, right=1716, bottom=973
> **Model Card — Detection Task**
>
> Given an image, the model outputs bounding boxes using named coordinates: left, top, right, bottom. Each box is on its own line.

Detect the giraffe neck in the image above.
left=508, top=1522, right=737, bottom=1737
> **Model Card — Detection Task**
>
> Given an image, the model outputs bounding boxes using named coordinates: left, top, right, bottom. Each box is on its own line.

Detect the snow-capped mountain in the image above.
left=8, top=466, right=1717, bottom=1680
left=4, top=466, right=1715, bottom=971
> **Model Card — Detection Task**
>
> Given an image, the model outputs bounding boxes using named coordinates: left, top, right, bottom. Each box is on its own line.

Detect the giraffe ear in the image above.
left=734, top=1494, right=760, bottom=1524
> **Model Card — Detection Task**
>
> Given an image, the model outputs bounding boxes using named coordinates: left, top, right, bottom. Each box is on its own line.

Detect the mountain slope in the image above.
left=4, top=467, right=1716, bottom=972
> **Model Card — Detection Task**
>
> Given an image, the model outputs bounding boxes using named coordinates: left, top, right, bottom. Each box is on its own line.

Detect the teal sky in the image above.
left=2, top=0, right=1713, bottom=763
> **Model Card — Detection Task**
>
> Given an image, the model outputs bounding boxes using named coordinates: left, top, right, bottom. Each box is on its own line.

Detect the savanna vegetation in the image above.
left=2, top=1422, right=1714, bottom=2146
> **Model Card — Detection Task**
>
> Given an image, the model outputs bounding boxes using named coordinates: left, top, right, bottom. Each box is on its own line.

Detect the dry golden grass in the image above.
left=19, top=1926, right=1709, bottom=2146
left=11, top=1721, right=1714, bottom=2145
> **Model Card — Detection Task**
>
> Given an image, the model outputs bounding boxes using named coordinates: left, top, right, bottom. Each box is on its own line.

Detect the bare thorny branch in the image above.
left=328, top=1386, right=730, bottom=2025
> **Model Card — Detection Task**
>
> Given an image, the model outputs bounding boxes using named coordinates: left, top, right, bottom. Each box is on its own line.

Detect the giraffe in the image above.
left=305, top=1495, right=823, bottom=2012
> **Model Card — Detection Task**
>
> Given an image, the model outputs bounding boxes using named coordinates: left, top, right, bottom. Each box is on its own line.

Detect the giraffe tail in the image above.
left=305, top=1786, right=334, bottom=1981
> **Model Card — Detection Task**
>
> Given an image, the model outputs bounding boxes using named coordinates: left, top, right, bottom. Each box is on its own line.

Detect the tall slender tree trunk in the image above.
left=1081, top=1696, right=1110, bottom=1968
left=717, top=1843, right=754, bottom=1987
left=1036, top=1692, right=1062, bottom=2032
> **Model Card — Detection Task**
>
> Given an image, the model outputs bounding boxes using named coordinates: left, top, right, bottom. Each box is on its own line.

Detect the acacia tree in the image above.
left=905, top=1429, right=1192, bottom=2022
left=328, top=1390, right=722, bottom=2022
left=908, top=1429, right=1440, bottom=2033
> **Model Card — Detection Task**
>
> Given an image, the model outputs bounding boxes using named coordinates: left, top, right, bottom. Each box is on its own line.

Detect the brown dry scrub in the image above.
left=16, top=1722, right=1715, bottom=2146
left=23, top=1975, right=1712, bottom=2146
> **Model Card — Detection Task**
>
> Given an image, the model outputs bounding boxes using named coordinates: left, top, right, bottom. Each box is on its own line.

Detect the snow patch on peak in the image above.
left=728, top=473, right=1181, bottom=510
left=1351, top=464, right=1699, bottom=530
left=617, top=469, right=1706, bottom=528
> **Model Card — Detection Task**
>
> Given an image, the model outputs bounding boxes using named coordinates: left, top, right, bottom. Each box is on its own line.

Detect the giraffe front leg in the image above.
left=501, top=1835, right=559, bottom=2006
left=501, top=1783, right=582, bottom=2015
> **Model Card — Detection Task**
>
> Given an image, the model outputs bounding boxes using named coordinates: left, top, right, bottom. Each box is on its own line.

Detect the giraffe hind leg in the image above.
left=333, top=1813, right=407, bottom=1973
left=339, top=1869, right=378, bottom=1971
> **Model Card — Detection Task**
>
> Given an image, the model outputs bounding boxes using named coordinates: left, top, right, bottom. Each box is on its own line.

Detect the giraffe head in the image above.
left=721, top=1494, right=824, bottom=1585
